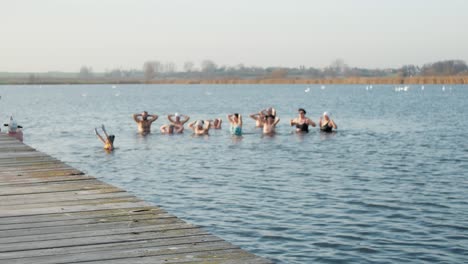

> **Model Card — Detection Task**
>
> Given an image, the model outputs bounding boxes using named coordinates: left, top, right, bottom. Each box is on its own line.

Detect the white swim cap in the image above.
left=196, top=120, right=204, bottom=127
left=174, top=112, right=180, bottom=117
left=9, top=117, right=18, bottom=133
left=323, top=112, right=331, bottom=117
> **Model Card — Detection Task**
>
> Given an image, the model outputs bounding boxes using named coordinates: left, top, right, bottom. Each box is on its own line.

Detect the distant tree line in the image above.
left=136, top=59, right=468, bottom=82
left=61, top=59, right=468, bottom=82
left=1, top=59, right=467, bottom=85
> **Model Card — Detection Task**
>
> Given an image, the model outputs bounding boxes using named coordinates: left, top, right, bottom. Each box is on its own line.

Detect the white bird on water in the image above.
left=442, top=86, right=446, bottom=91
left=304, top=87, right=310, bottom=93
left=321, top=85, right=326, bottom=90
left=421, top=85, right=425, bottom=91
left=112, top=85, right=117, bottom=89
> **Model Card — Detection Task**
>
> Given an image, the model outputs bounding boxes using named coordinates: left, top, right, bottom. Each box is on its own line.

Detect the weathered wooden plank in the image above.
left=0, top=223, right=200, bottom=245
left=1, top=217, right=184, bottom=239
left=0, top=234, right=221, bottom=260
left=0, top=179, right=113, bottom=196
left=0, top=196, right=143, bottom=213
left=0, top=167, right=81, bottom=174
left=0, top=175, right=94, bottom=186
left=44, top=249, right=268, bottom=264
left=0, top=189, right=129, bottom=206
left=0, top=152, right=47, bottom=159
left=0, top=211, right=171, bottom=231
left=0, top=201, right=151, bottom=217
left=0, top=241, right=242, bottom=264
left=0, top=169, right=84, bottom=179
left=0, top=206, right=160, bottom=225
left=0, top=161, right=71, bottom=170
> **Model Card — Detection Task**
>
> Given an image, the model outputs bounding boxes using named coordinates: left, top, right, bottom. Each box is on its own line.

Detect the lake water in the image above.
left=1, top=84, right=467, bottom=263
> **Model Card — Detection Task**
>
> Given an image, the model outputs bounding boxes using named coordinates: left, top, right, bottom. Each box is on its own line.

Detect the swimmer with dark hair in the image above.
left=188, top=120, right=211, bottom=135
left=133, top=111, right=158, bottom=134
left=261, top=107, right=277, bottom=118
left=95, top=125, right=115, bottom=151
left=263, top=115, right=280, bottom=135
left=249, top=112, right=265, bottom=128
left=290, top=108, right=316, bottom=133
left=319, top=112, right=337, bottom=132
left=208, top=118, right=222, bottom=129
left=160, top=124, right=183, bottom=134
left=227, top=113, right=242, bottom=136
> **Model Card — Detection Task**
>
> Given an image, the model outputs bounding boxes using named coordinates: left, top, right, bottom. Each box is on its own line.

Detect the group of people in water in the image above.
left=95, top=107, right=337, bottom=151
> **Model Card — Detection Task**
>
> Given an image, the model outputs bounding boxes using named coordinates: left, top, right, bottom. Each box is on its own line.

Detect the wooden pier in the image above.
left=0, top=134, right=271, bottom=264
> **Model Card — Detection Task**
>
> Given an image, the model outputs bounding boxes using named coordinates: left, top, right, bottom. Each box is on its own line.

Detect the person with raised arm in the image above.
left=95, top=125, right=115, bottom=151
left=133, top=111, right=158, bottom=134
left=263, top=115, right=280, bottom=135
left=290, top=108, right=316, bottom=133
left=249, top=112, right=265, bottom=128
left=227, top=113, right=242, bottom=136
left=167, top=113, right=190, bottom=133
left=319, top=112, right=337, bottom=132
left=160, top=124, right=183, bottom=134
left=262, top=107, right=277, bottom=118
left=189, top=120, right=211, bottom=135
left=209, top=118, right=222, bottom=129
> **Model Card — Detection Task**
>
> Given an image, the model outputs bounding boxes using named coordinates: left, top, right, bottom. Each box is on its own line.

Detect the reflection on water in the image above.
left=0, top=84, right=467, bottom=264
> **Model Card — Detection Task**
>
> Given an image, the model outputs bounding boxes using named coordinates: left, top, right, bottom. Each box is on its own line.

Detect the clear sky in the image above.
left=1, top=0, right=467, bottom=72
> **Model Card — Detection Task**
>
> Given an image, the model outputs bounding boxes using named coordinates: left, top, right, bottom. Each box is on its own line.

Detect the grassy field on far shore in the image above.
left=1, top=76, right=467, bottom=85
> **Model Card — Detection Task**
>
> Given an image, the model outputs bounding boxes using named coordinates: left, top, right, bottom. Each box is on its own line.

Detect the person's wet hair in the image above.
left=298, top=108, right=306, bottom=114
left=108, top=135, right=115, bottom=143
left=234, top=113, right=239, bottom=118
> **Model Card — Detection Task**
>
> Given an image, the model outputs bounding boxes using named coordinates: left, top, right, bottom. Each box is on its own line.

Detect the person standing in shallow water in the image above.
left=319, top=112, right=337, bottom=132
left=189, top=120, right=211, bottom=135
left=249, top=112, right=265, bottom=128
left=133, top=111, right=158, bottom=134
left=227, top=113, right=242, bottom=136
left=160, top=124, right=183, bottom=134
left=209, top=118, right=222, bottom=129
left=167, top=113, right=190, bottom=133
left=290, top=108, right=316, bottom=133
left=263, top=115, right=280, bottom=135
left=250, top=107, right=277, bottom=128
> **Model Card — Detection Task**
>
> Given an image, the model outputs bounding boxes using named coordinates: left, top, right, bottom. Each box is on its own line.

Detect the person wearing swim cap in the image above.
left=188, top=119, right=211, bottom=135
left=227, top=113, right=242, bottom=136
left=250, top=107, right=276, bottom=128
left=133, top=111, right=158, bottom=134
left=263, top=114, right=280, bottom=136
left=319, top=112, right=337, bottom=132
left=95, top=125, right=115, bottom=152
left=290, top=108, right=316, bottom=133
left=6, top=116, right=23, bottom=142
left=262, top=107, right=277, bottom=118
left=167, top=112, right=190, bottom=133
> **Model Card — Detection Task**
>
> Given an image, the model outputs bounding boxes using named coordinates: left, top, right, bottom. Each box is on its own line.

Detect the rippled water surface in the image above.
left=1, top=84, right=467, bottom=263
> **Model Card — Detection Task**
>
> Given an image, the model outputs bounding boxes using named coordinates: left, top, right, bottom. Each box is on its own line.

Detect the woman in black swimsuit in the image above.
left=290, top=108, right=316, bottom=133
left=319, top=112, right=337, bottom=132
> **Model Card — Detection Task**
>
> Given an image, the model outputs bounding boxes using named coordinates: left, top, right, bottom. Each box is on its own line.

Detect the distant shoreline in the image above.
left=0, top=76, right=467, bottom=85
